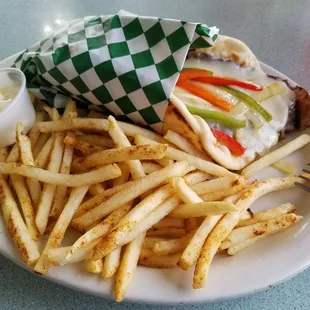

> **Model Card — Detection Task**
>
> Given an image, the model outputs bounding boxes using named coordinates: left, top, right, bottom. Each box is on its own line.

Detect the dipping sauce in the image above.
left=0, top=81, right=20, bottom=112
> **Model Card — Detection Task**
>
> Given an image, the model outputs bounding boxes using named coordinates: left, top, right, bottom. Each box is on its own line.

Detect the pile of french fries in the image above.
left=0, top=99, right=308, bottom=302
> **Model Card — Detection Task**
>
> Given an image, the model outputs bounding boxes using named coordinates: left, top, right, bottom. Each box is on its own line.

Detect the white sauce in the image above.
left=173, top=57, right=295, bottom=169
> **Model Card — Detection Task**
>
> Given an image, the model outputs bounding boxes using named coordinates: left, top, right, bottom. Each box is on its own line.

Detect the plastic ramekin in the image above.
left=0, top=68, right=36, bottom=147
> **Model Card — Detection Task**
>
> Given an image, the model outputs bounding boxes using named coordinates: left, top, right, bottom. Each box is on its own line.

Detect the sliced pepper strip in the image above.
left=177, top=80, right=232, bottom=112
left=179, top=69, right=213, bottom=80
left=194, top=76, right=262, bottom=91
left=186, top=105, right=246, bottom=129
left=221, top=86, right=272, bottom=122
left=211, top=128, right=246, bottom=156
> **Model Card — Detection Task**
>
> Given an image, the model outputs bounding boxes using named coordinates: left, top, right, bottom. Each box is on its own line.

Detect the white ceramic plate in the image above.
left=0, top=53, right=309, bottom=304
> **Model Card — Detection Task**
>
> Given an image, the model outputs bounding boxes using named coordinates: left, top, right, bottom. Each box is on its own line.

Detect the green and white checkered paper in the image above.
left=14, top=11, right=219, bottom=132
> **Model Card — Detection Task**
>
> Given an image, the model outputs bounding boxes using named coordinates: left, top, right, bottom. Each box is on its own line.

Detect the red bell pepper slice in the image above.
left=211, top=128, right=246, bottom=156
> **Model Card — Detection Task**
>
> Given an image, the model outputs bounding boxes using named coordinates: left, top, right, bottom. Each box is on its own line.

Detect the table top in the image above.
left=0, top=0, right=310, bottom=309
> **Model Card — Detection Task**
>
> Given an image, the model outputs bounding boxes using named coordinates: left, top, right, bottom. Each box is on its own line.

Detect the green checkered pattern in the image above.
left=14, top=12, right=219, bottom=132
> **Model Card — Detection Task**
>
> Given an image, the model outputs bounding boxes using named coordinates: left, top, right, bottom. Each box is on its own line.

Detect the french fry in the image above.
left=108, top=116, right=145, bottom=180
left=191, top=176, right=245, bottom=196
left=6, top=144, right=20, bottom=163
left=64, top=135, right=104, bottom=156
left=88, top=183, right=106, bottom=197
left=0, top=175, right=40, bottom=266
left=35, top=129, right=66, bottom=234
left=114, top=232, right=145, bottom=302
left=71, top=144, right=167, bottom=172
left=112, top=162, right=131, bottom=187
left=220, top=213, right=301, bottom=250
left=34, top=134, right=55, bottom=168
left=272, top=159, right=297, bottom=175
left=50, top=131, right=75, bottom=218
left=227, top=235, right=267, bottom=255
left=84, top=259, right=103, bottom=274
left=141, top=162, right=163, bottom=174
left=183, top=170, right=211, bottom=185
left=34, top=186, right=89, bottom=275
left=153, top=217, right=184, bottom=229
left=72, top=161, right=192, bottom=231
left=67, top=202, right=132, bottom=259
left=92, top=193, right=184, bottom=260
left=47, top=240, right=99, bottom=266
left=16, top=122, right=42, bottom=208
left=134, top=134, right=233, bottom=177
left=172, top=178, right=222, bottom=271
left=92, top=171, right=207, bottom=260
left=77, top=134, right=115, bottom=148
left=201, top=182, right=247, bottom=202
left=0, top=147, right=9, bottom=161
left=32, top=133, right=51, bottom=159
left=193, top=176, right=304, bottom=289
left=147, top=228, right=186, bottom=237
left=101, top=247, right=122, bottom=279
left=38, top=117, right=167, bottom=144
left=237, top=203, right=295, bottom=227
left=155, top=157, right=174, bottom=167
left=138, top=248, right=180, bottom=268
left=170, top=202, right=236, bottom=218
left=28, top=112, right=46, bottom=148
left=164, top=130, right=211, bottom=161
left=0, top=162, right=121, bottom=187
left=239, top=209, right=253, bottom=222
left=152, top=233, right=194, bottom=256
left=242, top=134, right=310, bottom=178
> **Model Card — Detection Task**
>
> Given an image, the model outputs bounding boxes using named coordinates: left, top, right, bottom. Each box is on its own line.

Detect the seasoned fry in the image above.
left=155, top=157, right=174, bottom=167
left=193, top=176, right=304, bottom=289
left=134, top=134, right=233, bottom=177
left=114, top=232, right=146, bottom=302
left=47, top=240, right=98, bottom=266
left=153, top=217, right=184, bottom=229
left=38, top=118, right=167, bottom=143
left=6, top=144, right=20, bottom=163
left=172, top=177, right=222, bottom=271
left=192, top=176, right=245, bottom=196
left=71, top=144, right=167, bottom=172
left=152, top=233, right=194, bottom=256
left=34, top=134, right=55, bottom=168
left=138, top=248, right=180, bottom=268
left=170, top=202, right=236, bottom=218
left=0, top=175, right=40, bottom=266
left=35, top=130, right=66, bottom=234
left=28, top=111, right=46, bottom=148
left=141, top=162, right=163, bottom=174
left=108, top=116, right=145, bottom=180
left=201, top=182, right=247, bottom=202
left=64, top=135, right=104, bottom=156
left=77, top=134, right=115, bottom=148
left=10, top=175, right=39, bottom=240
left=67, top=202, right=132, bottom=259
left=34, top=186, right=89, bottom=275
left=84, top=259, right=103, bottom=274
left=242, top=134, right=310, bottom=178
left=88, top=183, right=106, bottom=196
left=72, top=161, right=192, bottom=231
left=147, top=228, right=186, bottom=237
left=102, top=247, right=122, bottom=279
left=50, top=131, right=75, bottom=218
left=220, top=213, right=301, bottom=250
left=92, top=193, right=183, bottom=260
left=238, top=202, right=295, bottom=227
left=32, top=133, right=51, bottom=159
left=16, top=122, right=42, bottom=208
left=227, top=235, right=267, bottom=255
left=0, top=162, right=121, bottom=187
left=164, top=130, right=211, bottom=161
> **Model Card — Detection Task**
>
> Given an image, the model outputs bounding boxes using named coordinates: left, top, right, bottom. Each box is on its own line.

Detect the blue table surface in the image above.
left=1, top=0, right=310, bottom=309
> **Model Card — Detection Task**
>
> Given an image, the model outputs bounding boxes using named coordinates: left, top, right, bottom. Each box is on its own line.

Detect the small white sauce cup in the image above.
left=0, top=68, right=36, bottom=147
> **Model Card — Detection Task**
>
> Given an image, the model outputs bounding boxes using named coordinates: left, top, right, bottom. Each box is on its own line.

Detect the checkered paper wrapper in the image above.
left=14, top=11, right=219, bottom=132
